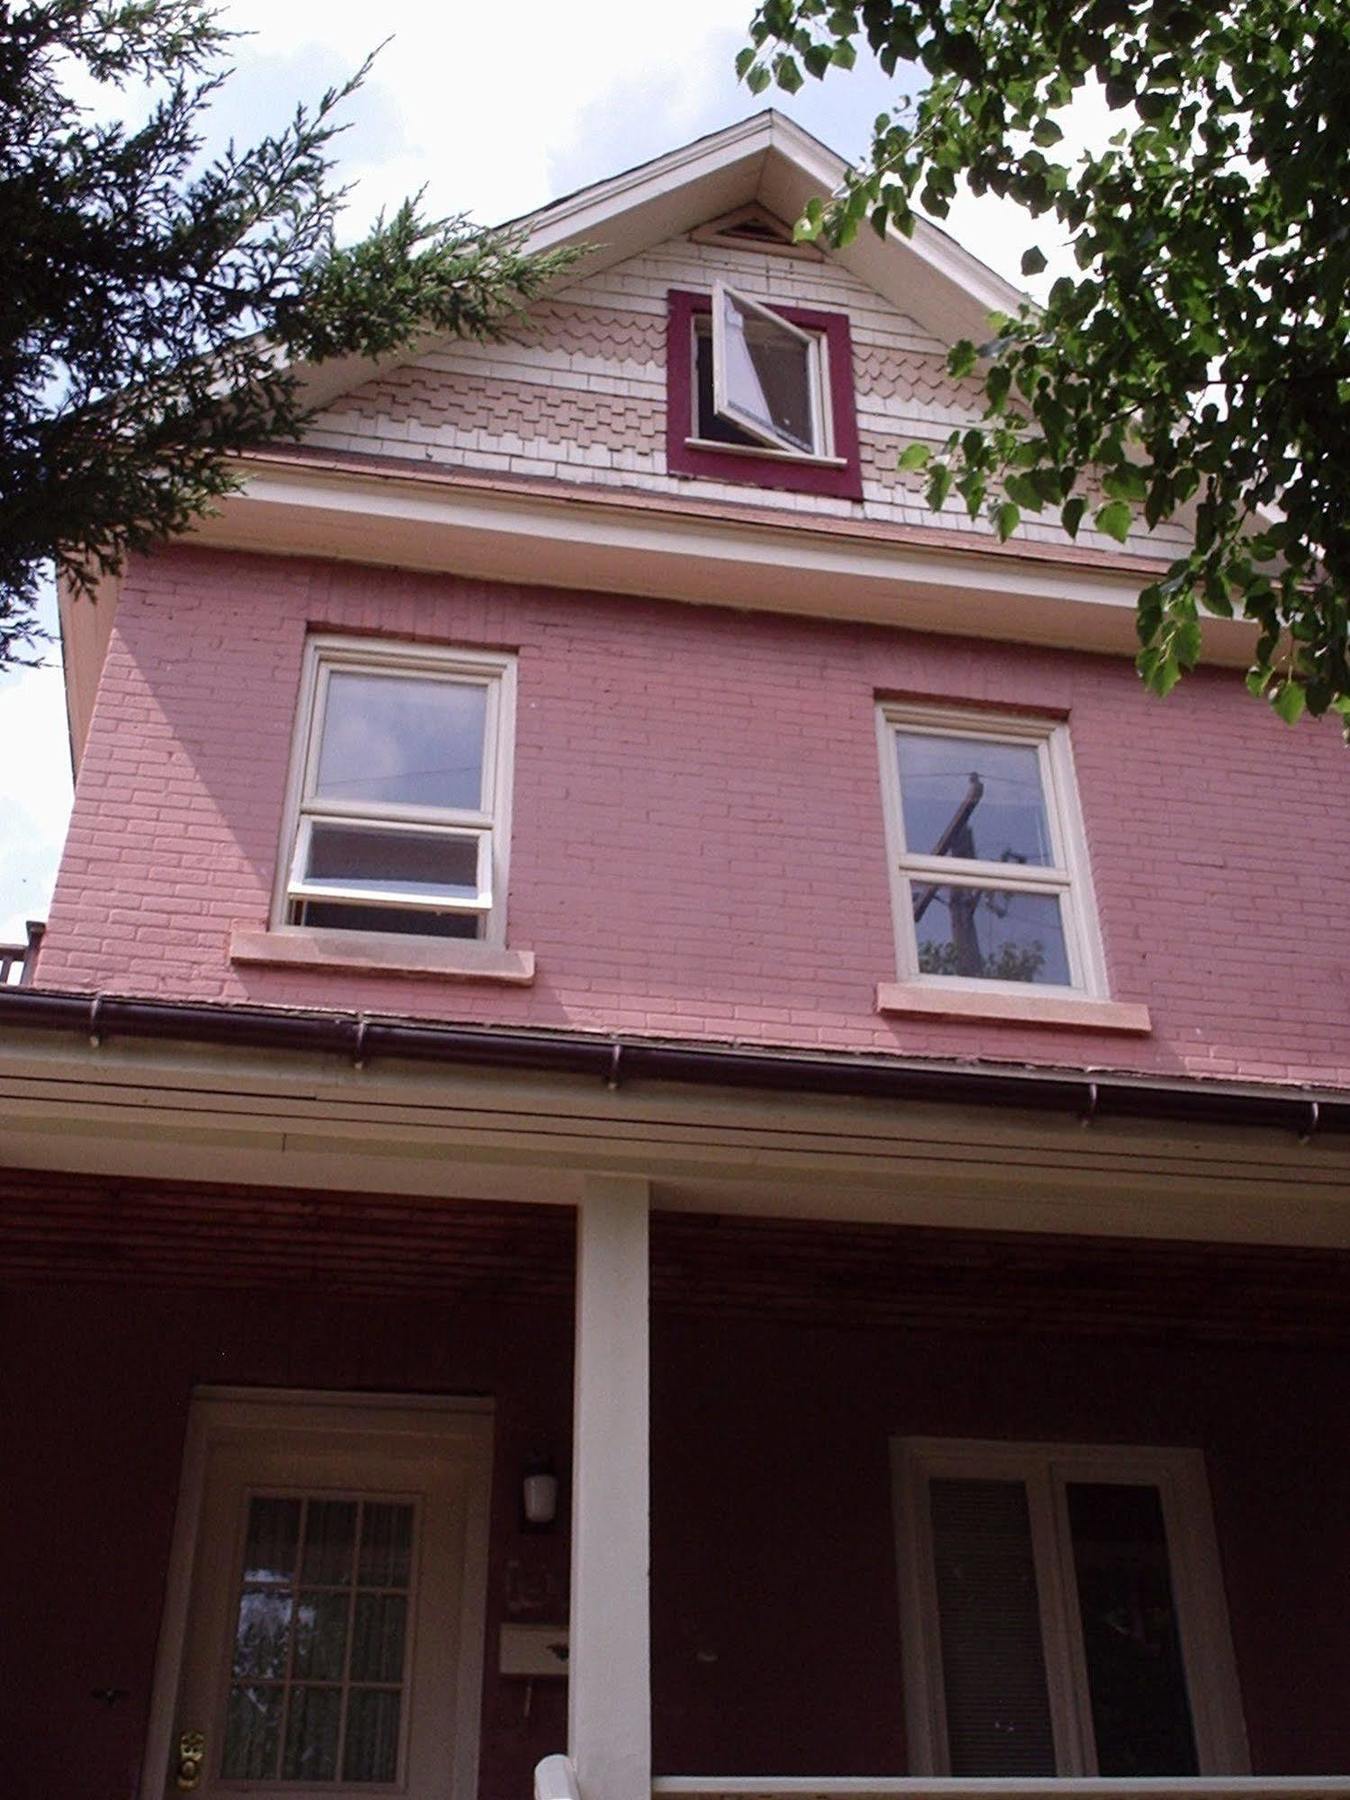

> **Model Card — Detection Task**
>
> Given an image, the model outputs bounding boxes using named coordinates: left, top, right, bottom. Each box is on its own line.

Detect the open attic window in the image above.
left=704, top=282, right=825, bottom=457
left=690, top=203, right=823, bottom=260
left=666, top=287, right=863, bottom=499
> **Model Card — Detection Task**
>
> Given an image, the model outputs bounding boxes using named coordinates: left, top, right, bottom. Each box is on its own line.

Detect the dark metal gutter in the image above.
left=0, top=986, right=1346, bottom=1139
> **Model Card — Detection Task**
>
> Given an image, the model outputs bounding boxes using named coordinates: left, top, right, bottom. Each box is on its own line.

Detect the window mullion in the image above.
left=1031, top=1464, right=1094, bottom=1775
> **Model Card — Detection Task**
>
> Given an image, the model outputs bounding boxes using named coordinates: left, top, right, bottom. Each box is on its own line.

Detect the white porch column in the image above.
left=568, top=1174, right=651, bottom=1800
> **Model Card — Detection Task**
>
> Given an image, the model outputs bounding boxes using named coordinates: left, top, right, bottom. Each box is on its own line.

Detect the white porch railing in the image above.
left=534, top=1764, right=1350, bottom=1800
left=650, top=1784, right=1350, bottom=1800
left=536, top=1755, right=583, bottom=1800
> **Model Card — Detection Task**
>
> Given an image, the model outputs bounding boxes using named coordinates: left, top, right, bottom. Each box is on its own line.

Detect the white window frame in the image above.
left=274, top=636, right=517, bottom=950
left=891, top=1437, right=1250, bottom=1778
left=698, top=281, right=832, bottom=460
left=875, top=704, right=1108, bottom=998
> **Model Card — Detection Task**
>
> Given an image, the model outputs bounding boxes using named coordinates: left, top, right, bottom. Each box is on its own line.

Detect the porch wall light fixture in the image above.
left=522, top=1454, right=559, bottom=1529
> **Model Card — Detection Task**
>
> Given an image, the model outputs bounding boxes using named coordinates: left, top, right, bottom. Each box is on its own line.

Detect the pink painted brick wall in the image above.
left=38, top=544, right=1350, bottom=1086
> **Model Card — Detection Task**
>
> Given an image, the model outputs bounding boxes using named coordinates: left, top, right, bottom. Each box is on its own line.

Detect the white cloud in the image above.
left=0, top=655, right=73, bottom=941
left=3, top=1, right=1067, bottom=936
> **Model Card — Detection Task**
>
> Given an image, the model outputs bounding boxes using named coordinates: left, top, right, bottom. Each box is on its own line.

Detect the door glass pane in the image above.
left=303, top=822, right=481, bottom=901
left=316, top=670, right=488, bottom=810
left=283, top=1685, right=341, bottom=1781
left=352, top=1593, right=408, bottom=1683
left=242, top=1496, right=300, bottom=1583
left=930, top=1477, right=1057, bottom=1775
left=720, top=289, right=815, bottom=453
left=221, top=1495, right=416, bottom=1785
left=300, top=1499, right=356, bottom=1586
left=222, top=1684, right=283, bottom=1779
left=293, top=1591, right=350, bottom=1681
left=360, top=1501, right=414, bottom=1587
left=344, top=1688, right=402, bottom=1783
left=896, top=733, right=1054, bottom=866
left=1066, top=1482, right=1199, bottom=1775
left=232, top=1591, right=292, bottom=1678
left=912, top=884, right=1071, bottom=984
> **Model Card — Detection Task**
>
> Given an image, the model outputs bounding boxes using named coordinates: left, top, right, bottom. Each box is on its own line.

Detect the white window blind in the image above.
left=929, top=1478, right=1058, bottom=1775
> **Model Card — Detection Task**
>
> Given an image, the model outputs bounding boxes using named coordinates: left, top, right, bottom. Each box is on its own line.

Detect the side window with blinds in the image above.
left=893, top=1441, right=1249, bottom=1778
left=929, top=1478, right=1057, bottom=1774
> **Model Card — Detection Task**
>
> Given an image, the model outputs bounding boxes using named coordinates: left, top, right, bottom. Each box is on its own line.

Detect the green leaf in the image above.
left=1272, top=681, right=1307, bottom=725
left=927, top=463, right=953, bottom=508
left=994, top=500, right=1020, bottom=541
left=897, top=443, right=931, bottom=471
left=1020, top=246, right=1047, bottom=276
left=773, top=53, right=804, bottom=93
left=947, top=339, right=979, bottom=378
left=1102, top=464, right=1148, bottom=503
left=1095, top=500, right=1133, bottom=544
left=1032, top=119, right=1064, bottom=147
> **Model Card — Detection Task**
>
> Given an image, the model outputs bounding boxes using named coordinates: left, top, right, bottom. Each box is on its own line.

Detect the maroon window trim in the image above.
left=665, top=288, right=863, bottom=501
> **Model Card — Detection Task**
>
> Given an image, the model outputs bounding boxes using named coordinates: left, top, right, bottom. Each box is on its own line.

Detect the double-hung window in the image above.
left=279, top=637, right=516, bottom=947
left=877, top=706, right=1105, bottom=995
left=892, top=1439, right=1248, bottom=1777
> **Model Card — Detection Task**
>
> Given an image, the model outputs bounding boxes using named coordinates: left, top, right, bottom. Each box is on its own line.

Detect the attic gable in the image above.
left=294, top=112, right=1022, bottom=421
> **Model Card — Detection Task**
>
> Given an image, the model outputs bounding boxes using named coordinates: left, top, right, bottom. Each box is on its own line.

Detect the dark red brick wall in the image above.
left=651, top=1312, right=1350, bottom=1776
left=0, top=1285, right=574, bottom=1800
left=4, top=1275, right=1348, bottom=1797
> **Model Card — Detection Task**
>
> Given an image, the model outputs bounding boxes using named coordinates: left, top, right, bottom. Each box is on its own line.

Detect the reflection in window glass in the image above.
left=720, top=290, right=816, bottom=453
left=913, top=885, right=1071, bottom=985
left=1067, top=1483, right=1198, bottom=1776
left=316, top=671, right=487, bottom=811
left=896, top=734, right=1053, bottom=866
left=694, top=321, right=763, bottom=447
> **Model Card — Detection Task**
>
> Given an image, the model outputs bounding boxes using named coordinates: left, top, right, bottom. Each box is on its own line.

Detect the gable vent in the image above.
left=691, top=204, right=823, bottom=261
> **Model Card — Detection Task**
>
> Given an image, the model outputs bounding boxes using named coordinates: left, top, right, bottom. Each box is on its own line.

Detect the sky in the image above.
left=0, top=0, right=1057, bottom=942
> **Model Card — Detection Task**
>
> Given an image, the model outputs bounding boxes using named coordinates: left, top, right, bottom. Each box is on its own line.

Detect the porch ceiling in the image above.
left=5, top=1169, right=1349, bottom=1346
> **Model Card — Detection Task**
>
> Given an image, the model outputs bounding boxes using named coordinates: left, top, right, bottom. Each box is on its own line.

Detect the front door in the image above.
left=150, top=1391, right=491, bottom=1800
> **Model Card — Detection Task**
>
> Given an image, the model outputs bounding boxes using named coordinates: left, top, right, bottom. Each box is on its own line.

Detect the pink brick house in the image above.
left=2, top=113, right=1348, bottom=1800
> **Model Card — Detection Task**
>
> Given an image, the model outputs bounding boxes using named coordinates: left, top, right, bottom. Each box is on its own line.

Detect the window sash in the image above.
left=302, top=659, right=501, bottom=826
left=285, top=818, right=493, bottom=917
left=710, top=281, right=827, bottom=457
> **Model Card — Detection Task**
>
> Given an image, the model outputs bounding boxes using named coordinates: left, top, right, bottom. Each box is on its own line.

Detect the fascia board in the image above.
left=757, top=115, right=1024, bottom=345
left=58, top=567, right=121, bottom=774
left=189, top=458, right=1257, bottom=668
left=512, top=111, right=777, bottom=249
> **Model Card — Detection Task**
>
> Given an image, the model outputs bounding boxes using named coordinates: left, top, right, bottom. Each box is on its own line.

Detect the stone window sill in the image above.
left=876, top=981, right=1151, bottom=1034
left=230, top=927, right=536, bottom=985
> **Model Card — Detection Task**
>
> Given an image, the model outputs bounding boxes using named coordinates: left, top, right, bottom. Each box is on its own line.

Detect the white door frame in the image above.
left=140, top=1387, right=493, bottom=1800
